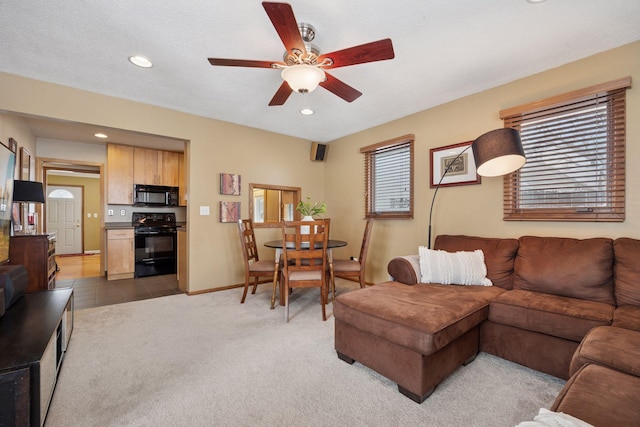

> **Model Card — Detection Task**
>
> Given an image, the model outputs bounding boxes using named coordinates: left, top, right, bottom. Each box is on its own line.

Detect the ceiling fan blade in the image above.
left=262, top=2, right=306, bottom=56
left=319, top=73, right=362, bottom=103
left=268, top=81, right=294, bottom=106
left=208, top=58, right=279, bottom=68
left=318, top=38, right=395, bottom=69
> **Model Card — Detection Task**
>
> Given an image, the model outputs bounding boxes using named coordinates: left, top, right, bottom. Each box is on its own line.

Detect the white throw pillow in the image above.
left=418, top=246, right=492, bottom=286
left=515, top=408, right=595, bottom=427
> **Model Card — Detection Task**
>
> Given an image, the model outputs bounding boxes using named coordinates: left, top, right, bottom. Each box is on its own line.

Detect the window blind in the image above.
left=501, top=78, right=630, bottom=222
left=361, top=135, right=414, bottom=219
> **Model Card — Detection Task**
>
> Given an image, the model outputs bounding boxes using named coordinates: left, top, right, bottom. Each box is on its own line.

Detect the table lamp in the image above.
left=427, top=128, right=526, bottom=248
left=13, top=180, right=46, bottom=234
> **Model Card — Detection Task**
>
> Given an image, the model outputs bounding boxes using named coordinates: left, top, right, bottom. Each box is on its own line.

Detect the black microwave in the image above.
left=133, top=184, right=179, bottom=207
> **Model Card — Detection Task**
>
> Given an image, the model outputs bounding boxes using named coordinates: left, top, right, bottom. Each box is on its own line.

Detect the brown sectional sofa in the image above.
left=334, top=234, right=640, bottom=424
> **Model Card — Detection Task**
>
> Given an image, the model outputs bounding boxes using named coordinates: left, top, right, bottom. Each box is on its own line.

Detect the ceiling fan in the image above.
left=208, top=2, right=395, bottom=106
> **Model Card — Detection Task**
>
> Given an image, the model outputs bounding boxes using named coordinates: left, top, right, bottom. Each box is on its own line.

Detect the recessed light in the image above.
left=300, top=108, right=314, bottom=115
left=94, top=133, right=108, bottom=139
left=526, top=0, right=547, bottom=3
left=128, top=55, right=153, bottom=68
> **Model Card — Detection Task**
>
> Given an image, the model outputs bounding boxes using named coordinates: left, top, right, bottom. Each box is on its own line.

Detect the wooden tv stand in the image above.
left=0, top=288, right=74, bottom=426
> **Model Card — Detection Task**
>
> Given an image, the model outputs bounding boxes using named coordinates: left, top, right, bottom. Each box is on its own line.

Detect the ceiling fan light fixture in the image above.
left=281, top=65, right=325, bottom=93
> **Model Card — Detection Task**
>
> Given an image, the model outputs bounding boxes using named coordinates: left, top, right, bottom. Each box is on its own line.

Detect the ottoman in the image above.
left=333, top=281, right=505, bottom=403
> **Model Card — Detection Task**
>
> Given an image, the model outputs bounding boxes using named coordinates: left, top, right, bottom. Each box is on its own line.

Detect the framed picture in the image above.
left=219, top=201, right=240, bottom=223
left=220, top=173, right=241, bottom=195
left=20, top=147, right=30, bottom=180
left=8, top=138, right=17, bottom=153
left=430, top=141, right=481, bottom=188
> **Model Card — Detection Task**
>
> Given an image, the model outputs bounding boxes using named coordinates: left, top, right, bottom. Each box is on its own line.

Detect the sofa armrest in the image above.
left=387, top=255, right=420, bottom=285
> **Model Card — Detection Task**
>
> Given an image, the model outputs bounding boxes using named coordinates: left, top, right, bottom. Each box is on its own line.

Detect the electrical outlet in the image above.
left=120, top=209, right=126, bottom=216
left=200, top=206, right=210, bottom=215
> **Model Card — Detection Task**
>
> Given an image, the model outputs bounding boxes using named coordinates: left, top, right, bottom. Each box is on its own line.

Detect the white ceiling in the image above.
left=1, top=0, right=640, bottom=145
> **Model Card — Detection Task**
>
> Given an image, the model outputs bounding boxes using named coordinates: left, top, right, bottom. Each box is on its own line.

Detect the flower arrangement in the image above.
left=296, top=197, right=327, bottom=218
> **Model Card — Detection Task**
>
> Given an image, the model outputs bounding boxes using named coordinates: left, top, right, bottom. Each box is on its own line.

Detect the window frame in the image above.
left=361, top=134, right=414, bottom=220
left=500, top=77, right=630, bottom=222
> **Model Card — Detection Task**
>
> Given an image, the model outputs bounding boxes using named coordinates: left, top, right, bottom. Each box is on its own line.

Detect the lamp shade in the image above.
left=281, top=64, right=326, bottom=93
left=472, top=128, right=526, bottom=177
left=13, top=180, right=46, bottom=203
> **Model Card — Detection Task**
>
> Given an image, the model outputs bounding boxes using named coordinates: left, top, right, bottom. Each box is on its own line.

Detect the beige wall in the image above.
left=0, top=40, right=638, bottom=289
left=0, top=114, right=36, bottom=180
left=0, top=71, right=324, bottom=292
left=46, top=175, right=101, bottom=252
left=325, top=41, right=640, bottom=283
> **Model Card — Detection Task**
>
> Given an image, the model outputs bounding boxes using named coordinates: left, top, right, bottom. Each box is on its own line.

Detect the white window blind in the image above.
left=501, top=77, right=630, bottom=222
left=361, top=135, right=414, bottom=219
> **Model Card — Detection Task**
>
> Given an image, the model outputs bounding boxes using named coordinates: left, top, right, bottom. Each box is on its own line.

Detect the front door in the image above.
left=46, top=185, right=83, bottom=255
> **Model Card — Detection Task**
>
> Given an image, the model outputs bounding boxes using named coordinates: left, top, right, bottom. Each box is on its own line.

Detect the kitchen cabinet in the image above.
left=177, top=227, right=188, bottom=292
left=9, top=234, right=56, bottom=293
left=178, top=152, right=187, bottom=206
left=107, top=144, right=134, bottom=204
left=106, top=229, right=134, bottom=280
left=0, top=288, right=74, bottom=427
left=133, top=147, right=180, bottom=187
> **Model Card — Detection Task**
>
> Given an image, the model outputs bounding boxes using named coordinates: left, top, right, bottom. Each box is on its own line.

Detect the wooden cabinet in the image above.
left=177, top=228, right=188, bottom=292
left=0, top=288, right=74, bottom=427
left=133, top=147, right=180, bottom=186
left=160, top=150, right=180, bottom=187
left=107, top=144, right=134, bottom=204
left=9, top=234, right=56, bottom=293
left=106, top=228, right=134, bottom=280
left=107, top=144, right=183, bottom=203
left=178, top=152, right=187, bottom=206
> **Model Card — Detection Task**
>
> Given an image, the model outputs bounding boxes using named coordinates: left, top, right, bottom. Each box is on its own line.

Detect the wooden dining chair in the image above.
left=331, top=219, right=374, bottom=295
left=281, top=219, right=329, bottom=322
left=237, top=219, right=277, bottom=304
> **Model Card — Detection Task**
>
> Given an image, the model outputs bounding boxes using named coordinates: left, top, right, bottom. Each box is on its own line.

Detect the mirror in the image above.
left=249, top=183, right=301, bottom=228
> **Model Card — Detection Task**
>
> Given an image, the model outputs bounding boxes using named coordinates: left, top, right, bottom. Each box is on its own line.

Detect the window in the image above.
left=248, top=183, right=301, bottom=227
left=361, top=134, right=414, bottom=219
left=500, top=77, right=630, bottom=222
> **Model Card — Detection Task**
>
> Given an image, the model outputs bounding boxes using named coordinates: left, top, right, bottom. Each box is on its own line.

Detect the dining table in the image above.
left=264, top=239, right=347, bottom=309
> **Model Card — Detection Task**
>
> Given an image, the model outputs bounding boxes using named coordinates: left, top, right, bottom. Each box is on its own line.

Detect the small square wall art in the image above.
left=220, top=201, right=240, bottom=223
left=220, top=173, right=241, bottom=195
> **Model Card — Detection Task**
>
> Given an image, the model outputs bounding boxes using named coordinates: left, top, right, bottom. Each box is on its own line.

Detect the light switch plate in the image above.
left=200, top=206, right=210, bottom=215
left=108, top=209, right=114, bottom=216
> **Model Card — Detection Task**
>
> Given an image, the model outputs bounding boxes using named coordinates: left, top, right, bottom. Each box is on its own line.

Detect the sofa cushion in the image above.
left=612, top=305, right=640, bottom=331
left=570, top=325, right=640, bottom=377
left=434, top=235, right=519, bottom=290
left=513, top=236, right=615, bottom=305
left=333, top=281, right=506, bottom=356
left=489, top=289, right=614, bottom=342
left=551, top=364, right=640, bottom=427
left=613, top=237, right=640, bottom=306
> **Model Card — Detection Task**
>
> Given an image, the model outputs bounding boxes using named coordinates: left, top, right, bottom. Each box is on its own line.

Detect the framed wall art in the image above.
left=219, top=201, right=240, bottom=223
left=20, top=147, right=30, bottom=180
left=430, top=141, right=481, bottom=188
left=8, top=138, right=17, bottom=153
left=220, top=173, right=241, bottom=195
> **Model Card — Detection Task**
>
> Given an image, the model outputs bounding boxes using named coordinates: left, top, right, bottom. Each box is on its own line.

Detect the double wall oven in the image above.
left=132, top=212, right=177, bottom=278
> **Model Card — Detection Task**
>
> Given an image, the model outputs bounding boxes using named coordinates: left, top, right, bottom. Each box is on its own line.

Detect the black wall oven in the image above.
left=132, top=212, right=177, bottom=278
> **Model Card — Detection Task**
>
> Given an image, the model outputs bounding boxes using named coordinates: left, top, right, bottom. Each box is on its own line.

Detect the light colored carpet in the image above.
left=47, top=283, right=565, bottom=426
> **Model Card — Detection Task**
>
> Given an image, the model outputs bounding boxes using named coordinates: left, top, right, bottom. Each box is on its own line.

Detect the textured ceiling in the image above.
left=1, top=0, right=640, bottom=144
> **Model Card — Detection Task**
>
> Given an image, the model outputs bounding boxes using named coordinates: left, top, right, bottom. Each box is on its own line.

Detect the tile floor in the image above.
left=56, top=274, right=183, bottom=310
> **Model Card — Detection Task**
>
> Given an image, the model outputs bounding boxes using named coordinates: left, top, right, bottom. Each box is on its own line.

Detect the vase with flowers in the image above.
left=296, top=197, right=326, bottom=233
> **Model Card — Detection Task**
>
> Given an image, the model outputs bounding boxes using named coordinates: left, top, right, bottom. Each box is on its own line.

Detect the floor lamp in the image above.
left=13, top=180, right=46, bottom=234
left=427, top=128, right=526, bottom=248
